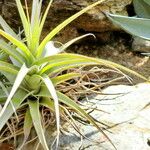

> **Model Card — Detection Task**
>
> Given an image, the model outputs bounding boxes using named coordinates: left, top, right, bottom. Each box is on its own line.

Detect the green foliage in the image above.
left=0, top=0, right=146, bottom=149
left=133, top=0, right=150, bottom=18
left=107, top=0, right=150, bottom=40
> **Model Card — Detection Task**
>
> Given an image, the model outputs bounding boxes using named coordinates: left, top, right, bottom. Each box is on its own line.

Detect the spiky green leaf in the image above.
left=0, top=89, right=30, bottom=130
left=0, top=90, right=6, bottom=101
left=0, top=81, right=18, bottom=120
left=29, top=0, right=42, bottom=53
left=42, top=75, right=60, bottom=146
left=28, top=100, right=49, bottom=150
left=0, top=16, right=19, bottom=40
left=0, top=61, right=18, bottom=74
left=15, top=0, right=31, bottom=47
left=20, top=108, right=33, bottom=148
left=0, top=64, right=29, bottom=118
left=0, top=29, right=34, bottom=62
left=36, top=0, right=105, bottom=57
left=24, top=108, right=32, bottom=139
left=40, top=97, right=65, bottom=117
left=60, top=33, right=95, bottom=51
left=40, top=58, right=96, bottom=75
left=51, top=73, right=81, bottom=85
left=0, top=39, right=25, bottom=64
left=40, top=97, right=55, bottom=112
left=39, top=0, right=53, bottom=36
left=37, top=53, right=147, bottom=81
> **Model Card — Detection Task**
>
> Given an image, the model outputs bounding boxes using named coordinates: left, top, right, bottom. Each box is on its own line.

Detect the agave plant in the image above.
left=107, top=0, right=150, bottom=41
left=0, top=0, right=147, bottom=149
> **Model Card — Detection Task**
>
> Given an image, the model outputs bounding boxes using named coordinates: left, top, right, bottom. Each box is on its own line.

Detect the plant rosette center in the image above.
left=24, top=74, right=42, bottom=93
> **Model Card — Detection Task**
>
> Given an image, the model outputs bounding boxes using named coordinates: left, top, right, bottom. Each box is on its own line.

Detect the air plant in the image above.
left=0, top=0, right=146, bottom=149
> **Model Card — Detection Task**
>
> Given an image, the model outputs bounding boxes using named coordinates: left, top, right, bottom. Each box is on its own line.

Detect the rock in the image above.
left=48, top=83, right=150, bottom=150
left=47, top=0, right=132, bottom=43
left=2, top=0, right=150, bottom=53
left=132, top=37, right=150, bottom=53
left=50, top=0, right=131, bottom=32
left=0, top=0, right=132, bottom=43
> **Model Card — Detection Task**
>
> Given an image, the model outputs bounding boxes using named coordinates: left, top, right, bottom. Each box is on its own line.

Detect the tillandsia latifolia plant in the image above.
left=0, top=0, right=147, bottom=149
left=107, top=0, right=150, bottom=53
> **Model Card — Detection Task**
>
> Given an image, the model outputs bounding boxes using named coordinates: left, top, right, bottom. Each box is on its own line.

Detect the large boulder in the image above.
left=50, top=0, right=132, bottom=32
left=0, top=0, right=132, bottom=43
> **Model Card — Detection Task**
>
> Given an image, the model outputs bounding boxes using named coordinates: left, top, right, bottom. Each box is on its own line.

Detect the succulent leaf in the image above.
left=133, top=0, right=150, bottom=18
left=107, top=13, right=150, bottom=41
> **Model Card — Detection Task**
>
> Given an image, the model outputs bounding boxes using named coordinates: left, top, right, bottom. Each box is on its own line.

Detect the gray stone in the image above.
left=53, top=83, right=150, bottom=150
left=20, top=84, right=150, bottom=150
left=132, top=37, right=150, bottom=53
left=50, top=0, right=131, bottom=32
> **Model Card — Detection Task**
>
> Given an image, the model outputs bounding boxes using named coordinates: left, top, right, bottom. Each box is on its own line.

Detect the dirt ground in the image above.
left=67, top=37, right=150, bottom=84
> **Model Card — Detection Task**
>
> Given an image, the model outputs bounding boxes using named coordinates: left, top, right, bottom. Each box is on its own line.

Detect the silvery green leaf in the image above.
left=133, top=0, right=150, bottom=18
left=29, top=100, right=49, bottom=150
left=0, top=16, right=19, bottom=40
left=42, top=75, right=60, bottom=148
left=0, top=64, right=29, bottom=118
left=143, top=0, right=150, bottom=6
left=107, top=13, right=150, bottom=40
left=60, top=33, right=95, bottom=51
left=0, top=89, right=30, bottom=131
